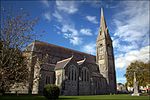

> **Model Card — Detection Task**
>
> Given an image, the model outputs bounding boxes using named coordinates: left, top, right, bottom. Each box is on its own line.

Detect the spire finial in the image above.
left=97, top=7, right=111, bottom=41
left=100, top=7, right=107, bottom=29
left=101, top=7, right=104, bottom=17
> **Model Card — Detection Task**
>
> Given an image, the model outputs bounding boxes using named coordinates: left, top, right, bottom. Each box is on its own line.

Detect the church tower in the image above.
left=96, top=8, right=116, bottom=93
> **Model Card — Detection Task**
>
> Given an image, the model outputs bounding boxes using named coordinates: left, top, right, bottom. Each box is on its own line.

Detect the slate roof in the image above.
left=55, top=56, right=73, bottom=70
left=41, top=63, right=55, bottom=71
left=26, top=40, right=96, bottom=64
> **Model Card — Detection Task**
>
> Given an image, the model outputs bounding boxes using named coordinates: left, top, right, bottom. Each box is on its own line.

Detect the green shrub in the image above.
left=43, top=84, right=60, bottom=100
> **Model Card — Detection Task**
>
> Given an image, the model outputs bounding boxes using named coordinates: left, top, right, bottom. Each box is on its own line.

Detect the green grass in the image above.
left=60, top=94, right=149, bottom=100
left=0, top=94, right=149, bottom=100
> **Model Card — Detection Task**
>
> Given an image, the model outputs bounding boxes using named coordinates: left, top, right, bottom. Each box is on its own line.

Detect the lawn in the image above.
left=0, top=94, right=149, bottom=100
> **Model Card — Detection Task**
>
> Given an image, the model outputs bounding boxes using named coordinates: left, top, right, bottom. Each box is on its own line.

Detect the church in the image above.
left=24, top=8, right=116, bottom=95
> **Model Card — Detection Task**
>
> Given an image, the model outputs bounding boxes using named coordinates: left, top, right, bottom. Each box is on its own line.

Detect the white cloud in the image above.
left=64, top=33, right=82, bottom=46
left=115, top=46, right=150, bottom=69
left=70, top=37, right=82, bottom=46
left=52, top=10, right=63, bottom=22
left=90, top=1, right=101, bottom=8
left=56, top=1, right=78, bottom=14
left=43, top=12, right=51, bottom=21
left=82, top=42, right=96, bottom=55
left=52, top=1, right=83, bottom=46
left=41, top=0, right=49, bottom=7
left=112, top=1, right=150, bottom=69
left=62, top=25, right=78, bottom=36
left=51, top=1, right=82, bottom=45
left=80, top=0, right=101, bottom=8
left=115, top=54, right=126, bottom=69
left=117, top=77, right=126, bottom=84
left=41, top=0, right=51, bottom=22
left=61, top=25, right=82, bottom=45
left=113, top=1, right=149, bottom=46
left=113, top=39, right=139, bottom=53
left=80, top=28, right=93, bottom=36
left=86, top=16, right=98, bottom=24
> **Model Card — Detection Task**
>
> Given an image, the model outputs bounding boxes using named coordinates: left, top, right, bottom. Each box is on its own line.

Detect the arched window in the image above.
left=97, top=81, right=99, bottom=88
left=84, top=69, right=86, bottom=81
left=71, top=68, right=73, bottom=80
left=57, top=75, right=60, bottom=85
left=81, top=67, right=89, bottom=82
left=68, top=71, right=70, bottom=80
left=74, top=68, right=77, bottom=81
left=68, top=65, right=77, bottom=81
left=87, top=72, right=89, bottom=81
left=81, top=71, right=83, bottom=81
left=46, top=76, right=51, bottom=84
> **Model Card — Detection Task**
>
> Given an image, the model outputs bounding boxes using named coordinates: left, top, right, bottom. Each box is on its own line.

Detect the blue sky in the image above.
left=1, top=0, right=149, bottom=84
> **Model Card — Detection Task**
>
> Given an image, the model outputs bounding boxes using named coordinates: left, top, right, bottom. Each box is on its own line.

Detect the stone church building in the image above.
left=23, top=8, right=116, bottom=95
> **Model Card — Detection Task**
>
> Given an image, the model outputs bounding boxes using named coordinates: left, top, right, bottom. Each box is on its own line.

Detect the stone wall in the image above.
left=38, top=64, right=55, bottom=94
left=24, top=40, right=110, bottom=95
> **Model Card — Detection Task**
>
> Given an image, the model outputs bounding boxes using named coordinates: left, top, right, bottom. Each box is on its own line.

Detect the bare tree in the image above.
left=0, top=9, right=38, bottom=94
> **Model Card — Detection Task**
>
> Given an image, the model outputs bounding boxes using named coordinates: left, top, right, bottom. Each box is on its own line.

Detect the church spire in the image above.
left=97, top=7, right=111, bottom=41
left=100, top=7, right=107, bottom=33
left=101, top=7, right=104, bottom=17
left=96, top=7, right=116, bottom=94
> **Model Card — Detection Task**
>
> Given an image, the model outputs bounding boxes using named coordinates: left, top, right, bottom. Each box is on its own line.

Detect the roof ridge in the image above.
left=32, top=40, right=95, bottom=57
left=57, top=56, right=73, bottom=64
